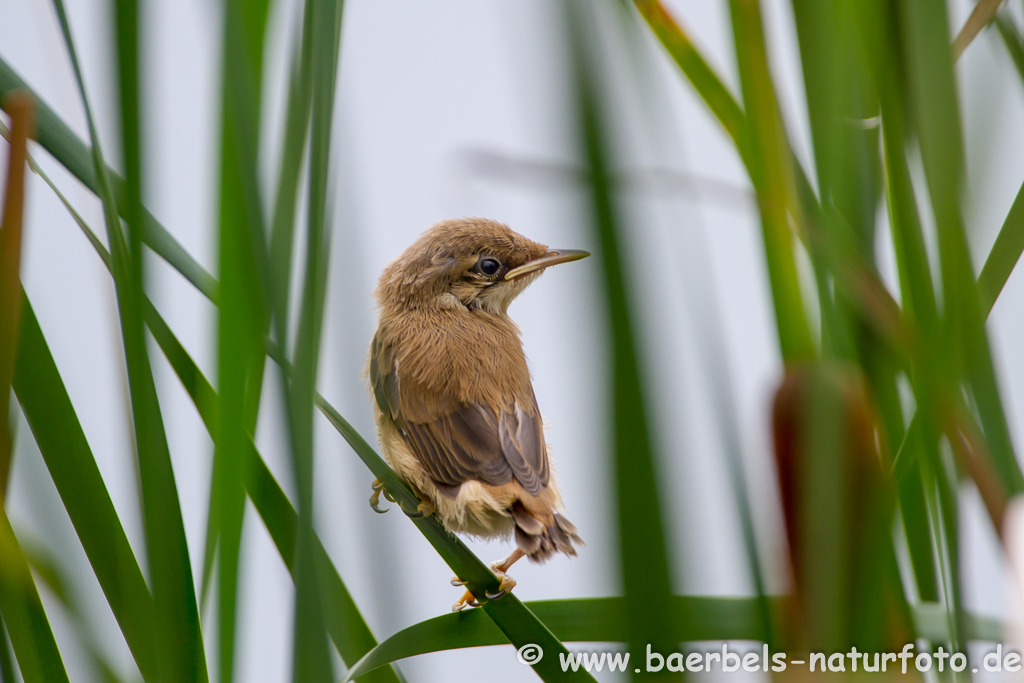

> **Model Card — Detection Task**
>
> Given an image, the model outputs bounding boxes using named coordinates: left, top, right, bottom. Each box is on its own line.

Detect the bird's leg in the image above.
left=487, top=548, right=525, bottom=598
left=451, top=548, right=527, bottom=611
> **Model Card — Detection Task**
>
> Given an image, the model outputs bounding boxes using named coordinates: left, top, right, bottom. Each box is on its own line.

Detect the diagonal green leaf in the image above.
left=0, top=511, right=69, bottom=683
left=345, top=597, right=1005, bottom=680
left=977, top=177, right=1024, bottom=314
left=13, top=297, right=159, bottom=681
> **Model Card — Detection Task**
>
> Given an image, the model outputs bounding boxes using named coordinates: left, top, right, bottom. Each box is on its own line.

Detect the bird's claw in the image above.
left=369, top=479, right=434, bottom=517
left=452, top=590, right=481, bottom=611
left=450, top=560, right=516, bottom=610
left=400, top=499, right=435, bottom=519
left=368, top=479, right=390, bottom=514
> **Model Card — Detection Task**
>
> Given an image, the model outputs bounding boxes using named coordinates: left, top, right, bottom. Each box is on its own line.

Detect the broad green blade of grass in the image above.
left=48, top=1, right=207, bottom=679
left=0, top=511, right=70, bottom=683
left=0, top=92, right=31, bottom=500
left=898, top=0, right=1024, bottom=498
left=344, top=596, right=1004, bottom=680
left=213, top=0, right=272, bottom=677
left=566, top=2, right=676, bottom=677
left=13, top=297, right=159, bottom=681
left=728, top=0, right=814, bottom=363
left=787, top=1, right=856, bottom=361
left=791, top=0, right=881, bottom=364
left=792, top=1, right=881, bottom=258
left=346, top=597, right=765, bottom=681
left=284, top=0, right=343, bottom=679
left=0, top=58, right=218, bottom=301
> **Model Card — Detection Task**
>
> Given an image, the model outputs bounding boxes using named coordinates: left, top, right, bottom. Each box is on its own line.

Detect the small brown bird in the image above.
left=368, top=218, right=587, bottom=610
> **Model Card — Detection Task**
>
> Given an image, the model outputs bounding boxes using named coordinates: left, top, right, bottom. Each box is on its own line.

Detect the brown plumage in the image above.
left=368, top=218, right=586, bottom=604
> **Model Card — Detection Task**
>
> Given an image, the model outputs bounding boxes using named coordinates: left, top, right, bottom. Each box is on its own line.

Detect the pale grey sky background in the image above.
left=3, top=1, right=1024, bottom=681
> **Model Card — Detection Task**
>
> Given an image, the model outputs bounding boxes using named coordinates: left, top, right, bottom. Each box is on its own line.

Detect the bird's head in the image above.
left=374, top=218, right=589, bottom=315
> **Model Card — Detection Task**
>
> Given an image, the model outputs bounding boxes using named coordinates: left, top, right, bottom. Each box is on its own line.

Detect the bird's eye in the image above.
left=475, top=257, right=502, bottom=277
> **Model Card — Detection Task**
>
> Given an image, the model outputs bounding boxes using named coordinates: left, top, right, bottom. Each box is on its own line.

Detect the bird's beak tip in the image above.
left=504, top=249, right=590, bottom=280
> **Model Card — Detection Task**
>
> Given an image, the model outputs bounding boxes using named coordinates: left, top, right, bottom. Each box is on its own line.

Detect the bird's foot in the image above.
left=450, top=560, right=518, bottom=611
left=451, top=588, right=480, bottom=611
left=368, top=479, right=394, bottom=514
left=370, top=479, right=433, bottom=518
left=484, top=562, right=517, bottom=600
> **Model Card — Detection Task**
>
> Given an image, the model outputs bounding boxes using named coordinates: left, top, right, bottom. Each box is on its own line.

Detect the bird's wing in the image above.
left=369, top=331, right=549, bottom=496
left=369, top=331, right=400, bottom=421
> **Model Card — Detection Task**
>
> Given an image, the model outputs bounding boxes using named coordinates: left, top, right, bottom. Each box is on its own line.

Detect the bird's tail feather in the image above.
left=511, top=502, right=583, bottom=562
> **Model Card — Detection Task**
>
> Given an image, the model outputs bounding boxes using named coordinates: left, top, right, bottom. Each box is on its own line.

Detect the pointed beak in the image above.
left=504, top=249, right=590, bottom=280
